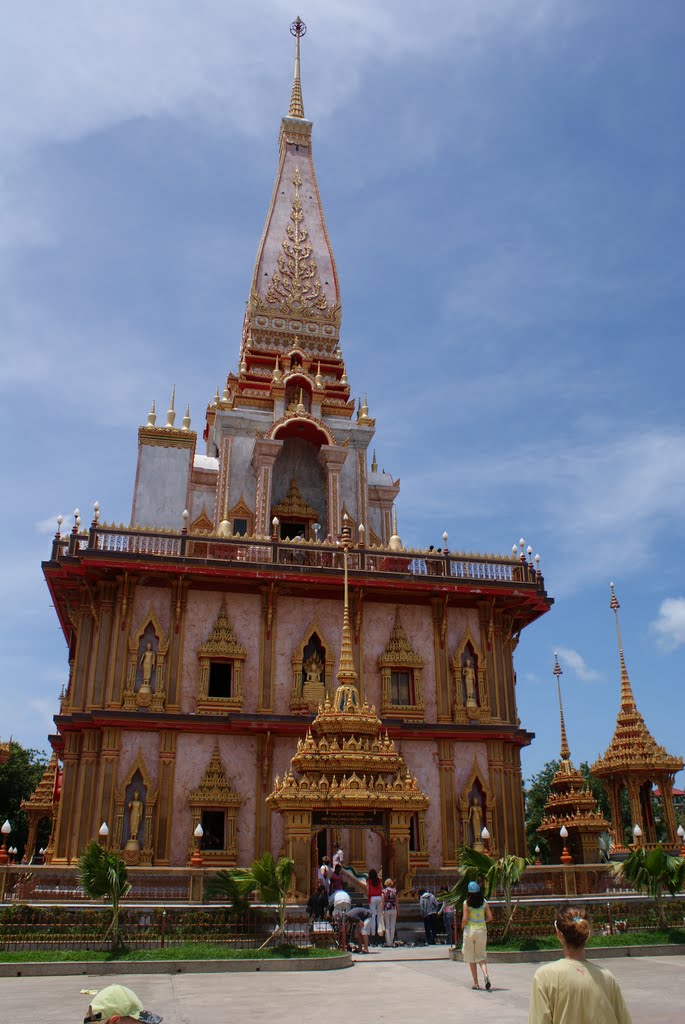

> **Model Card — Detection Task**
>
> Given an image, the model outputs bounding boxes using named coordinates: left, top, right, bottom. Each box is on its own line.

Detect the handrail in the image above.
left=49, top=525, right=546, bottom=589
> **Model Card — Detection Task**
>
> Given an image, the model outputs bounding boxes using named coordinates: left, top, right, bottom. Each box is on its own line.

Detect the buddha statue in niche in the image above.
left=302, top=652, right=325, bottom=705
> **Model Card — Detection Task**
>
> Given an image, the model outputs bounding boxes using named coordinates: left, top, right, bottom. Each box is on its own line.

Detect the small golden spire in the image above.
left=609, top=583, right=637, bottom=711
left=273, top=356, right=283, bottom=383
left=182, top=404, right=191, bottom=431
left=147, top=400, right=156, bottom=427
left=315, top=361, right=323, bottom=388
left=222, top=377, right=230, bottom=402
left=288, top=17, right=306, bottom=118
left=337, top=514, right=358, bottom=688
left=213, top=386, right=220, bottom=406
left=296, top=388, right=306, bottom=414
left=553, top=653, right=571, bottom=762
left=371, top=449, right=378, bottom=473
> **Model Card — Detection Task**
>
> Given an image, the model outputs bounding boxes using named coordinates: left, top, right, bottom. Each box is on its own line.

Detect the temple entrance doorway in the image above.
left=310, top=816, right=392, bottom=894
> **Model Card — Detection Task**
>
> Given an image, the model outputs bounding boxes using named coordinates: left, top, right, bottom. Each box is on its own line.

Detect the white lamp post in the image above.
left=480, top=826, right=490, bottom=853
left=559, top=824, right=572, bottom=864
left=98, top=822, right=109, bottom=846
left=190, top=823, right=204, bottom=867
left=677, top=824, right=685, bottom=858
left=0, top=820, right=10, bottom=864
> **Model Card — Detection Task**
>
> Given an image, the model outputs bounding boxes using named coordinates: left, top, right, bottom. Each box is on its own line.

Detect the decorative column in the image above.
left=216, top=436, right=233, bottom=530
left=659, top=776, right=679, bottom=848
left=283, top=810, right=313, bottom=899
left=318, top=445, right=348, bottom=539
left=154, top=731, right=177, bottom=864
left=252, top=439, right=283, bottom=536
left=437, top=739, right=458, bottom=865
left=389, top=812, right=412, bottom=896
left=74, top=729, right=102, bottom=856
left=95, top=728, right=120, bottom=846
left=52, top=731, right=81, bottom=863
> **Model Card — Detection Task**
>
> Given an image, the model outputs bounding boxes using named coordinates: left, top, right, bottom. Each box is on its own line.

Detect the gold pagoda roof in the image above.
left=539, top=656, right=609, bottom=835
left=591, top=586, right=683, bottom=779
left=21, top=752, right=59, bottom=814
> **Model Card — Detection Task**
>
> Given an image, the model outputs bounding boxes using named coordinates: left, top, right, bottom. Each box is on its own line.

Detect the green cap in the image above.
left=89, top=985, right=163, bottom=1023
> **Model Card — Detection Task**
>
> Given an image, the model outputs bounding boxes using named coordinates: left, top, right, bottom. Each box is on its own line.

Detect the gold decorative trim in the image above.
left=123, top=607, right=169, bottom=712
left=138, top=426, right=197, bottom=449
left=451, top=627, right=491, bottom=723
left=114, top=750, right=158, bottom=866
left=290, top=620, right=335, bottom=712
left=272, top=478, right=319, bottom=523
left=196, top=600, right=247, bottom=714
left=378, top=609, right=425, bottom=720
left=188, top=741, right=242, bottom=866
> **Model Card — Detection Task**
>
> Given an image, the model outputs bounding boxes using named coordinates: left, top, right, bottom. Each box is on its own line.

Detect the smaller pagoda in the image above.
left=20, top=752, right=60, bottom=863
left=538, top=655, right=609, bottom=864
left=268, top=516, right=429, bottom=897
left=591, top=585, right=683, bottom=851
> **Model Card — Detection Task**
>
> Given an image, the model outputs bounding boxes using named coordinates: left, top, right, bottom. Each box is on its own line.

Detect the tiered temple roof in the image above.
left=538, top=656, right=608, bottom=859
left=592, top=586, right=683, bottom=780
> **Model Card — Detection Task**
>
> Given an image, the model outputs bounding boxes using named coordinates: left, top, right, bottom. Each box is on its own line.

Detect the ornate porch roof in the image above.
left=591, top=586, right=683, bottom=780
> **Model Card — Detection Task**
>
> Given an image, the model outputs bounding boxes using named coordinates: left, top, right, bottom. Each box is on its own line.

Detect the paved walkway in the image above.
left=2, top=950, right=680, bottom=1022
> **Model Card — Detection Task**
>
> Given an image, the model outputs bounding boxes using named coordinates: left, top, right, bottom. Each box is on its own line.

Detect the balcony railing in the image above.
left=49, top=524, right=546, bottom=590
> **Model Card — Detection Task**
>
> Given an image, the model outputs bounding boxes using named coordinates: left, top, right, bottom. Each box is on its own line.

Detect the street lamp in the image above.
left=98, top=822, right=109, bottom=846
left=632, top=824, right=643, bottom=849
left=480, top=826, right=490, bottom=854
left=677, top=824, right=685, bottom=858
left=534, top=845, right=542, bottom=866
left=559, top=825, right=573, bottom=865
left=0, top=820, right=10, bottom=864
left=190, top=823, right=204, bottom=867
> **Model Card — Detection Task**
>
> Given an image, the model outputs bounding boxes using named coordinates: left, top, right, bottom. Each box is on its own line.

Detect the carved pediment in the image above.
left=189, top=743, right=242, bottom=808
left=378, top=610, right=424, bottom=668
left=271, top=478, right=319, bottom=521
left=197, top=601, right=247, bottom=661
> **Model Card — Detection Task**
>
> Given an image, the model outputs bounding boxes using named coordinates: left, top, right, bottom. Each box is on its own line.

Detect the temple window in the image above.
left=196, top=602, right=246, bottom=714
left=391, top=669, right=414, bottom=706
left=232, top=517, right=248, bottom=537
left=208, top=661, right=233, bottom=700
left=189, top=744, right=242, bottom=866
left=378, top=610, right=425, bottom=721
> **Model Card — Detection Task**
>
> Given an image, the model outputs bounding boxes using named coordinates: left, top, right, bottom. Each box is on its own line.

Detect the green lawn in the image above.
left=488, top=929, right=685, bottom=951
left=0, top=943, right=344, bottom=963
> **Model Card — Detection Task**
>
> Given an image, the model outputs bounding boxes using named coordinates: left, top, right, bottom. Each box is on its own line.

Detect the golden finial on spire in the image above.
left=553, top=652, right=571, bottom=762
left=336, top=513, right=359, bottom=698
left=147, top=400, right=156, bottom=427
left=609, top=582, right=636, bottom=711
left=288, top=17, right=306, bottom=119
left=296, top=388, right=306, bottom=414
left=371, top=449, right=378, bottom=473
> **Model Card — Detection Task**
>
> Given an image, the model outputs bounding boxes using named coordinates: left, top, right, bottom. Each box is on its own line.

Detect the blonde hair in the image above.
left=555, top=906, right=591, bottom=947
left=384, top=878, right=394, bottom=887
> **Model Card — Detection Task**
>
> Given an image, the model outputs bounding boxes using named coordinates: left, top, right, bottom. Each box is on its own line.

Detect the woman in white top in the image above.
left=528, top=905, right=632, bottom=1024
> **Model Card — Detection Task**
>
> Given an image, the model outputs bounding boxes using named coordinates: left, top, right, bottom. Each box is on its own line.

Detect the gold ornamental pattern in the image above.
left=265, top=167, right=332, bottom=319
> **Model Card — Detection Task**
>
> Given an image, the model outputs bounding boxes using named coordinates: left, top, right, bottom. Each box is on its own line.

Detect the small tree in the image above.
left=206, top=852, right=295, bottom=948
left=78, top=841, right=131, bottom=951
left=443, top=845, right=529, bottom=938
left=611, top=845, right=685, bottom=930
left=203, top=869, right=252, bottom=916
left=0, top=743, right=49, bottom=859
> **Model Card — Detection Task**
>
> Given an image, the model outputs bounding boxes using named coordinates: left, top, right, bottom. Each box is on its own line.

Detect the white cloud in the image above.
left=35, top=515, right=62, bottom=535
left=651, top=597, right=685, bottom=653
left=555, top=646, right=601, bottom=682
left=0, top=1, right=575, bottom=160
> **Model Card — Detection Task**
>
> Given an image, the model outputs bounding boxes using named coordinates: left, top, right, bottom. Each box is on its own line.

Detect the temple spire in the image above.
left=553, top=653, right=571, bottom=762
left=288, top=17, right=306, bottom=118
left=609, top=583, right=637, bottom=712
left=337, top=513, right=358, bottom=688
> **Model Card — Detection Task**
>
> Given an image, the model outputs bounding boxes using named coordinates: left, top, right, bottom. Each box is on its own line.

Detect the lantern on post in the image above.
left=559, top=825, right=573, bottom=865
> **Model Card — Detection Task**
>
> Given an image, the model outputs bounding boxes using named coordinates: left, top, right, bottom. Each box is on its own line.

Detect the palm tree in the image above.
left=203, top=868, right=252, bottom=916
left=78, top=840, right=131, bottom=951
left=611, top=845, right=685, bottom=930
left=443, top=845, right=529, bottom=939
left=205, top=852, right=295, bottom=948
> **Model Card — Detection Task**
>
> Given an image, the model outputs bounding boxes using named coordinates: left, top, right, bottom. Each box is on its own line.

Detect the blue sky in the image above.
left=1, top=1, right=683, bottom=789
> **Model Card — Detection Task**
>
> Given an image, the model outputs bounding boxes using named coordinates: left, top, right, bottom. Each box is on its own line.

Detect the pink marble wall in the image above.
left=129, top=586, right=171, bottom=642
left=453, top=741, right=490, bottom=799
left=171, top=733, right=258, bottom=866
left=180, top=591, right=262, bottom=713
left=117, top=732, right=160, bottom=791
left=402, top=739, right=442, bottom=866
left=268, top=736, right=299, bottom=857
left=360, top=602, right=438, bottom=717
left=272, top=597, right=342, bottom=714
left=446, top=607, right=482, bottom=661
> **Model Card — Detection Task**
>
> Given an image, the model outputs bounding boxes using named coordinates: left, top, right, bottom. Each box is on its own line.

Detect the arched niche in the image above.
left=124, top=608, right=168, bottom=712
left=188, top=743, right=242, bottom=866
left=451, top=627, right=490, bottom=723
left=458, top=758, right=495, bottom=851
left=290, top=621, right=335, bottom=712
left=114, top=751, right=158, bottom=865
